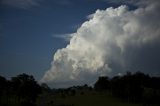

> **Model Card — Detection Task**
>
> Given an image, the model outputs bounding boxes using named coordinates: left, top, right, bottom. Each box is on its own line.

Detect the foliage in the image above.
left=1, top=71, right=160, bottom=106
left=94, top=71, right=160, bottom=105
left=0, top=73, right=42, bottom=106
left=94, top=76, right=110, bottom=91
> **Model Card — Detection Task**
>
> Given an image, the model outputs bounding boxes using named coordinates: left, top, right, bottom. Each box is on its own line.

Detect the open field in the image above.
left=37, top=91, right=143, bottom=106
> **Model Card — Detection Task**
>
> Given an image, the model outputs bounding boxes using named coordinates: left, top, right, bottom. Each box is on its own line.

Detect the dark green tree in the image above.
left=0, top=76, right=6, bottom=95
left=94, top=76, right=110, bottom=91
left=0, top=75, right=7, bottom=104
left=11, top=73, right=41, bottom=103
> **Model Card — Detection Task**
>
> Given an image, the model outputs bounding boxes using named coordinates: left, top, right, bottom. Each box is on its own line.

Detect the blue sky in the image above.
left=0, top=0, right=121, bottom=80
left=1, top=0, right=160, bottom=87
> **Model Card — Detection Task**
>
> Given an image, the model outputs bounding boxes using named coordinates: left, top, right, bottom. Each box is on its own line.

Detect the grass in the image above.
left=37, top=91, right=143, bottom=106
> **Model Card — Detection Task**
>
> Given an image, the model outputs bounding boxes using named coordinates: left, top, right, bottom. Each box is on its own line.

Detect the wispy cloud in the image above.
left=52, top=33, right=74, bottom=42
left=104, top=0, right=155, bottom=6
left=104, top=0, right=139, bottom=3
left=1, top=0, right=43, bottom=9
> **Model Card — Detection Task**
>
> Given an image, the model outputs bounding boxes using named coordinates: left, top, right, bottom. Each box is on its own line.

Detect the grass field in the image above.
left=37, top=91, right=143, bottom=106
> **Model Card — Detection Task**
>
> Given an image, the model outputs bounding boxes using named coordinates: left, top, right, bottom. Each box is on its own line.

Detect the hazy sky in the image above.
left=1, top=0, right=160, bottom=88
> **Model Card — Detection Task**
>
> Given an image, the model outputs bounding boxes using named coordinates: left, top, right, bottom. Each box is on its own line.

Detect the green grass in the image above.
left=37, top=91, right=143, bottom=106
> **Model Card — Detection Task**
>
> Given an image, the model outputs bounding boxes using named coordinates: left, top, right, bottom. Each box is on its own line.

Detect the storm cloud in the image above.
left=41, top=0, right=160, bottom=88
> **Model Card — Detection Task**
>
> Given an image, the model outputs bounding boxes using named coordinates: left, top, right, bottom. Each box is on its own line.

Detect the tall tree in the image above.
left=94, top=76, right=110, bottom=91
left=11, top=73, right=41, bottom=102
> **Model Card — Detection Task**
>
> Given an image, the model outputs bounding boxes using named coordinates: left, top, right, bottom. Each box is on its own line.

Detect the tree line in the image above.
left=94, top=71, right=160, bottom=105
left=0, top=73, right=42, bottom=106
left=0, top=71, right=160, bottom=106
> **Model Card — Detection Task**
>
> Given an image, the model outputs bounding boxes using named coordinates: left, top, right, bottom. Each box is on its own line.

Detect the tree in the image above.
left=11, top=73, right=41, bottom=102
left=0, top=75, right=6, bottom=94
left=0, top=75, right=7, bottom=103
left=94, top=76, right=110, bottom=91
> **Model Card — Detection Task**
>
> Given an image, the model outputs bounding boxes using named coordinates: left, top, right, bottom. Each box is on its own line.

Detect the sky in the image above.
left=0, top=0, right=160, bottom=88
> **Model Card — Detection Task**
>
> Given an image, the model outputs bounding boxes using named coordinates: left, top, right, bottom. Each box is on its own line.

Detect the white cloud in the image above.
left=41, top=0, right=160, bottom=88
left=52, top=33, right=74, bottom=42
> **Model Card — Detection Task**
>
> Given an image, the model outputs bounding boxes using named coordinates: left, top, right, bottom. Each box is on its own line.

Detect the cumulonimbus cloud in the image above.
left=41, top=0, right=160, bottom=88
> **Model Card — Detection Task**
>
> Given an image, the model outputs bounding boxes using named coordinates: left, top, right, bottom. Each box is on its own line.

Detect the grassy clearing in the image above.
left=37, top=91, right=143, bottom=106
